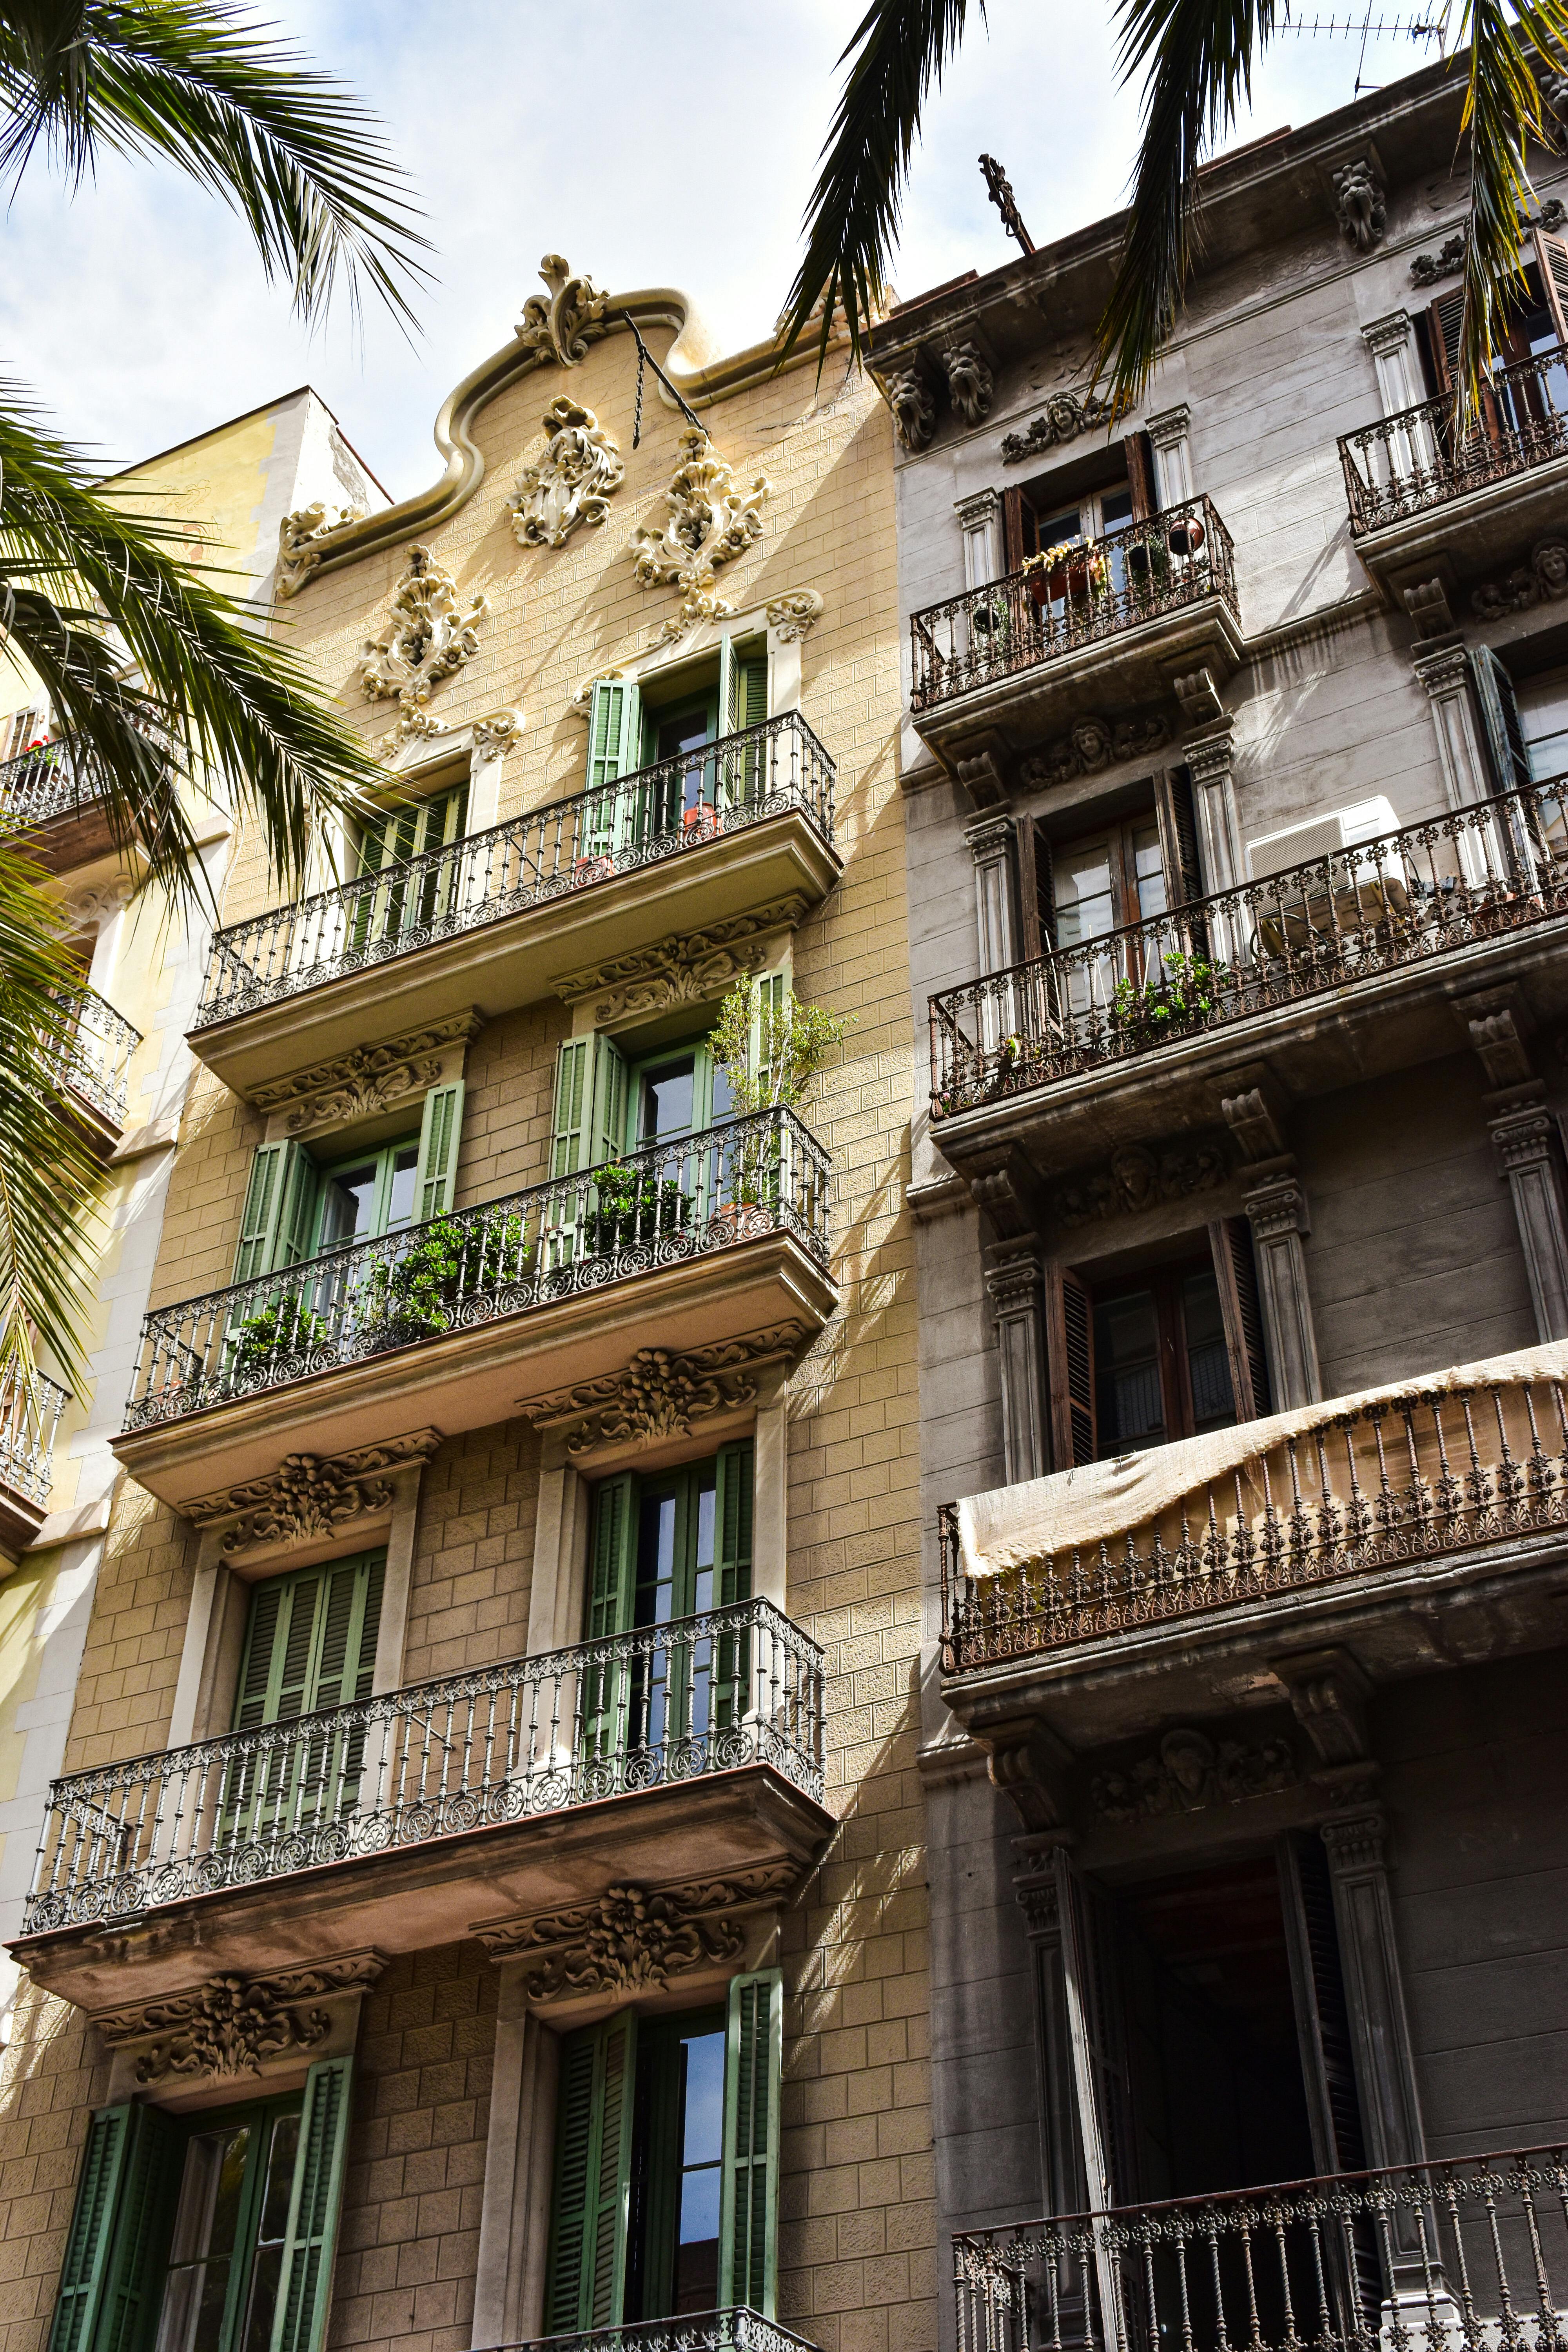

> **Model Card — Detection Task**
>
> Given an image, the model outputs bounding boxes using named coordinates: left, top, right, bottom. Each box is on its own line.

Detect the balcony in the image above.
left=907, top=497, right=1242, bottom=773
left=929, top=780, right=1568, bottom=1162
left=15, top=1596, right=830, bottom=2009
left=0, top=1365, right=66, bottom=1555
left=953, top=2147, right=1568, bottom=2352
left=115, top=1107, right=835, bottom=1508
left=938, top=1340, right=1568, bottom=1747
left=1339, top=346, right=1568, bottom=599
left=47, top=987, right=141, bottom=1138
left=494, top=2319, right=818, bottom=2352
left=0, top=737, right=122, bottom=873
left=191, top=711, right=840, bottom=1098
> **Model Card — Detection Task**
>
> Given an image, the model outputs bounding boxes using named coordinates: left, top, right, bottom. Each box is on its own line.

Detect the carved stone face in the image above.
left=1535, top=538, right=1568, bottom=596
left=1071, top=717, right=1114, bottom=773
left=1110, top=1145, right=1158, bottom=1211
left=1160, top=1729, right=1215, bottom=1804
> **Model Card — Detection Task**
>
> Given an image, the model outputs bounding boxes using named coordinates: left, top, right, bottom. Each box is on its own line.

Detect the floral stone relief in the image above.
left=360, top=544, right=488, bottom=744
left=508, top=396, right=625, bottom=548
left=628, top=429, right=772, bottom=638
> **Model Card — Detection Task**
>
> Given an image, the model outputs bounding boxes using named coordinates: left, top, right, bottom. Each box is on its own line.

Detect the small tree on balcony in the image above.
left=710, top=977, right=848, bottom=1206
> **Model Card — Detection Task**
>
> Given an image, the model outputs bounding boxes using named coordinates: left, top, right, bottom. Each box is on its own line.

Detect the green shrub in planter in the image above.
left=228, top=1293, right=330, bottom=1386
left=1107, top=951, right=1228, bottom=1041
left=365, top=1210, right=531, bottom=1345
left=581, top=1164, right=691, bottom=1256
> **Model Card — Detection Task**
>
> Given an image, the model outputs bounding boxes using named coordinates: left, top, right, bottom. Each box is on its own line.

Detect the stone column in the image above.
left=966, top=812, right=1020, bottom=976
left=1013, top=1833, right=1089, bottom=2223
left=471, top=1964, right=559, bottom=2348
left=1182, top=718, right=1245, bottom=958
left=1320, top=1806, right=1426, bottom=2174
left=1146, top=403, right=1193, bottom=506
left=1245, top=1174, right=1323, bottom=1407
left=956, top=487, right=1002, bottom=590
left=1361, top=311, right=1423, bottom=415
left=985, top=1242, right=1049, bottom=1486
left=1491, top=1105, right=1568, bottom=1341
left=1412, top=637, right=1492, bottom=817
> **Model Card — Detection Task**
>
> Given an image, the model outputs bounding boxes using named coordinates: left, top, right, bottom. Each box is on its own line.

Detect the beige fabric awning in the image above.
left=955, top=1338, right=1568, bottom=1579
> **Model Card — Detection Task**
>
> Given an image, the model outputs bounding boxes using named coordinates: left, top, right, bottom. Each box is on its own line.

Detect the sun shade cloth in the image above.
left=955, top=1338, right=1568, bottom=1579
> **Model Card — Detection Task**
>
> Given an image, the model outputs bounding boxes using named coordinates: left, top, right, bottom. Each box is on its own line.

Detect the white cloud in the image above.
left=0, top=0, right=1446, bottom=496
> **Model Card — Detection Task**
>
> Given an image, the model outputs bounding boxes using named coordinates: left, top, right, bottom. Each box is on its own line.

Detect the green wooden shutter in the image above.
left=234, top=1142, right=316, bottom=1284
left=719, top=1969, right=782, bottom=2318
left=269, top=2057, right=354, bottom=2352
left=591, top=1035, right=627, bottom=1166
left=715, top=1441, right=754, bottom=1608
left=413, top=1080, right=465, bottom=1223
left=233, top=1557, right=385, bottom=1732
left=584, top=1474, right=638, bottom=1642
left=48, top=2103, right=179, bottom=2352
left=544, top=2017, right=637, bottom=2335
left=587, top=681, right=640, bottom=791
left=552, top=1039, right=594, bottom=1179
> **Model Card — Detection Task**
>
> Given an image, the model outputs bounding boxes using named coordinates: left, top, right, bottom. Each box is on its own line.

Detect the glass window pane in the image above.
left=238, top=2111, right=301, bottom=2352
left=1101, top=488, right=1136, bottom=532
left=154, top=2125, right=251, bottom=2352
left=385, top=1148, right=419, bottom=1232
left=319, top=1164, right=376, bottom=1249
left=681, top=2029, right=725, bottom=2166
left=1131, top=822, right=1169, bottom=923
left=1033, top=506, right=1082, bottom=550
left=674, top=2028, right=727, bottom=2314
left=1094, top=1289, right=1166, bottom=1450
left=1056, top=841, right=1116, bottom=947
left=1181, top=1269, right=1238, bottom=1434
left=641, top=1060, right=696, bottom=1145
left=693, top=1473, right=717, bottom=1617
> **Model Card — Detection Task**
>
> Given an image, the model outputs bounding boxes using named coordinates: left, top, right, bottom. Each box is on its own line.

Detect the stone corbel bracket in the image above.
left=251, top=1008, right=485, bottom=1140
left=94, top=1952, right=387, bottom=2096
left=474, top=1864, right=797, bottom=2012
left=185, top=1428, right=443, bottom=1552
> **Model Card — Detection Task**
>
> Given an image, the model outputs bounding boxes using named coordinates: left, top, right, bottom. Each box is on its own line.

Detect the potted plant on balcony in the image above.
left=363, top=1209, right=533, bottom=1349
left=1106, top=949, right=1229, bottom=1045
left=581, top=1163, right=691, bottom=1256
left=226, top=1292, right=331, bottom=1390
left=709, top=975, right=849, bottom=1231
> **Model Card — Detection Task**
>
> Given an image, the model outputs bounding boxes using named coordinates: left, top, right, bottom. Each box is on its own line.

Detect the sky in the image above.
left=1, top=0, right=1455, bottom=501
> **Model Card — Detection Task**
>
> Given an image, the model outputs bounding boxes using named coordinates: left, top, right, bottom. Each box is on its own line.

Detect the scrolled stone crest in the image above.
left=1091, top=1728, right=1299, bottom=1823
left=520, top=1882, right=747, bottom=2002
left=117, top=1976, right=327, bottom=2083
left=187, top=1429, right=442, bottom=1546
left=628, top=430, right=772, bottom=635
left=277, top=499, right=367, bottom=600
left=765, top=590, right=824, bottom=643
left=521, top=1324, right=806, bottom=1457
left=360, top=545, right=488, bottom=743
left=515, top=254, right=612, bottom=368
left=508, top=397, right=625, bottom=548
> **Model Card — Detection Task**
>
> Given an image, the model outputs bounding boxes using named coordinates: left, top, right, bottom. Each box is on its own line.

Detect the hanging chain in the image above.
left=617, top=311, right=707, bottom=448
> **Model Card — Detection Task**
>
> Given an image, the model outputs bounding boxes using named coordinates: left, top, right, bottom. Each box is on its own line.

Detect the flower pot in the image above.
left=572, top=853, right=615, bottom=887
left=1167, top=517, right=1207, bottom=558
left=682, top=803, right=721, bottom=844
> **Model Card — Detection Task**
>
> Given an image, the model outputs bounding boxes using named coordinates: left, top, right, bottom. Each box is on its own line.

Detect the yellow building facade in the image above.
left=0, top=269, right=929, bottom=2352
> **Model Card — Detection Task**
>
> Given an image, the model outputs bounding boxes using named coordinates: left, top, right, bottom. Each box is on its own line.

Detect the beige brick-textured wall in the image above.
left=7, top=316, right=929, bottom=2352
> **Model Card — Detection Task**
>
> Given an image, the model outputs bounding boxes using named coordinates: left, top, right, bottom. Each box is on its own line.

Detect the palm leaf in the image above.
left=1, top=387, right=383, bottom=905
left=1452, top=0, right=1568, bottom=414
left=0, top=0, right=430, bottom=329
left=0, top=846, right=106, bottom=1391
left=777, top=0, right=977, bottom=370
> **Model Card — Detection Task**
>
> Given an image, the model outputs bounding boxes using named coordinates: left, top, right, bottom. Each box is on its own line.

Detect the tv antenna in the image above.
left=1277, top=0, right=1449, bottom=95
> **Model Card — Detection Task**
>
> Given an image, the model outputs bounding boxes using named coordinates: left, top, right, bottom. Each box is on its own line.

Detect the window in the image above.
left=584, top=638, right=770, bottom=848
left=628, top=1040, right=734, bottom=1151
left=48, top=2064, right=354, bottom=2352
left=545, top=1975, right=782, bottom=2333
left=1054, top=819, right=1169, bottom=949
left=222, top=1554, right=384, bottom=1847
left=349, top=777, right=469, bottom=950
left=231, top=1080, right=465, bottom=1286
left=312, top=1135, right=419, bottom=1252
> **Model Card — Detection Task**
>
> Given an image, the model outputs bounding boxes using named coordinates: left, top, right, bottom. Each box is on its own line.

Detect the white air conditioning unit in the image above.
left=1246, top=797, right=1400, bottom=880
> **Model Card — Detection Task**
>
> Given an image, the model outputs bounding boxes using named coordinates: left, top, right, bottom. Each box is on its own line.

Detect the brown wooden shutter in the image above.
left=1152, top=768, right=1205, bottom=905
left=1015, top=815, right=1043, bottom=961
left=1534, top=230, right=1568, bottom=347
left=1125, top=429, right=1158, bottom=520
left=1035, top=826, right=1058, bottom=948
left=1002, top=487, right=1029, bottom=574
left=1278, top=1830, right=1368, bottom=2178
left=1425, top=291, right=1464, bottom=392
left=1044, top=1261, right=1097, bottom=1469
left=1208, top=1215, right=1271, bottom=1421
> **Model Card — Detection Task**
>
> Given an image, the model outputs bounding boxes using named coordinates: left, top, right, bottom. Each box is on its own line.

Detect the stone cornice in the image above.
left=94, top=1954, right=385, bottom=2083
left=186, top=1429, right=443, bottom=1545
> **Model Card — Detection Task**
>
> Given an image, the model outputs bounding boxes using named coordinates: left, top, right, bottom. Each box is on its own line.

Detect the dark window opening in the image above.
left=1092, top=1260, right=1238, bottom=1454
left=626, top=2010, right=728, bottom=2321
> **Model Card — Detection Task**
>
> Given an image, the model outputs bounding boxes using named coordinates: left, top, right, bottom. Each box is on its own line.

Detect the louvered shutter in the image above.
left=1002, top=487, right=1029, bottom=573
left=94, top=2102, right=178, bottom=2352
left=544, top=2018, right=637, bottom=2334
left=1153, top=768, right=1205, bottom=905
left=1208, top=1216, right=1272, bottom=1422
left=1125, top=430, right=1158, bottom=521
left=1534, top=230, right=1568, bottom=346
left=584, top=680, right=641, bottom=861
left=49, top=2108, right=134, bottom=2352
left=1425, top=291, right=1464, bottom=393
left=724, top=645, right=770, bottom=808
left=1045, top=1263, right=1097, bottom=1469
left=1471, top=645, right=1530, bottom=794
left=720, top=1969, right=782, bottom=2318
left=269, top=2057, right=354, bottom=2352
left=715, top=1441, right=754, bottom=1608
left=413, top=1081, right=465, bottom=1223
left=550, top=1037, right=625, bottom=1264
left=584, top=1474, right=638, bottom=1643
left=1278, top=1831, right=1368, bottom=2176
left=233, top=1557, right=385, bottom=1731
left=591, top=1036, right=627, bottom=1166
left=234, top=1142, right=316, bottom=1284
left=551, top=1040, right=593, bottom=1180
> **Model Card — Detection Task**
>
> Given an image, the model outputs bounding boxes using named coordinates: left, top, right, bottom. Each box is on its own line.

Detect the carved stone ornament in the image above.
left=883, top=365, right=937, bottom=452
left=521, top=1323, right=808, bottom=1456
left=186, top=1429, right=442, bottom=1545
left=277, top=499, right=368, bottom=600
left=514, top=253, right=612, bottom=368
left=472, top=708, right=526, bottom=759
left=1173, top=668, right=1225, bottom=727
left=497, top=1880, right=763, bottom=2002
left=765, top=589, right=825, bottom=642
left=96, top=1956, right=383, bottom=2082
left=508, top=396, right=625, bottom=548
left=1410, top=232, right=1466, bottom=288
left=628, top=429, right=773, bottom=637
left=1091, top=1728, right=1299, bottom=1824
left=1332, top=157, right=1386, bottom=252
left=1051, top=1138, right=1229, bottom=1228
left=1001, top=388, right=1113, bottom=466
left=250, top=1010, right=484, bottom=1138
left=944, top=343, right=995, bottom=428
left=1546, top=77, right=1568, bottom=132
left=552, top=899, right=807, bottom=1020
left=570, top=664, right=628, bottom=718
left=1019, top=709, right=1170, bottom=787
left=360, top=545, right=488, bottom=744
left=1470, top=534, right=1568, bottom=619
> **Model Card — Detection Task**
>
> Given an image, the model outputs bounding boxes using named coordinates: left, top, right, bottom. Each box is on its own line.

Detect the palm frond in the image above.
left=1, top=388, right=384, bottom=906
left=1091, top=0, right=1281, bottom=416
left=1452, top=0, right=1568, bottom=414
left=0, top=0, right=430, bottom=329
left=0, top=846, right=106, bottom=1392
left=778, top=0, right=978, bottom=371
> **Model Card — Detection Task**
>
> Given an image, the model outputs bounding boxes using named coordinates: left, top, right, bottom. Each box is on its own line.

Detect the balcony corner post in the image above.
left=1412, top=636, right=1492, bottom=813
left=1239, top=1174, right=1323, bottom=1409
left=984, top=1241, right=1050, bottom=1485
left=471, top=1960, right=560, bottom=2348
left=1012, top=1829, right=1089, bottom=2225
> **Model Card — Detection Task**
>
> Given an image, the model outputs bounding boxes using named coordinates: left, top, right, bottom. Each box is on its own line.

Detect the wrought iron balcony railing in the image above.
left=0, top=736, right=110, bottom=828
left=48, top=987, right=142, bottom=1127
left=930, top=779, right=1568, bottom=1120
left=21, top=1596, right=825, bottom=1934
left=953, top=2146, right=1568, bottom=2352
left=195, top=710, right=837, bottom=1026
left=0, top=1366, right=67, bottom=1509
left=1340, top=343, right=1568, bottom=532
left=909, top=497, right=1238, bottom=715
left=491, top=2315, right=819, bottom=2352
left=939, top=1354, right=1568, bottom=1673
left=124, top=1107, right=831, bottom=1433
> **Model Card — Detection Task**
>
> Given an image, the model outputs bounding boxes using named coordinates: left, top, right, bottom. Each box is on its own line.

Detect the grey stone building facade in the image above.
left=869, top=57, right=1568, bottom=2352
